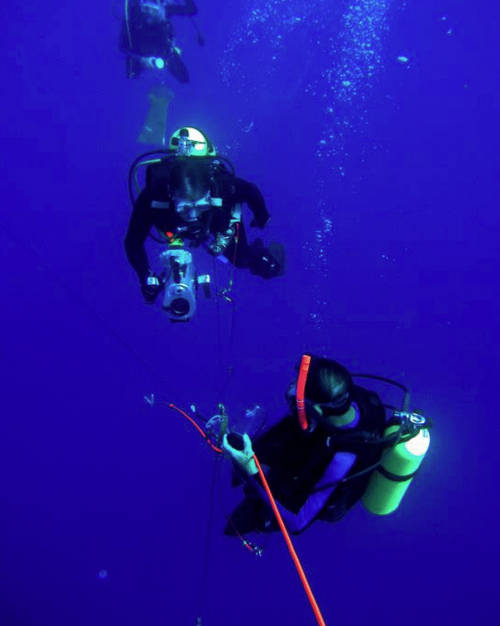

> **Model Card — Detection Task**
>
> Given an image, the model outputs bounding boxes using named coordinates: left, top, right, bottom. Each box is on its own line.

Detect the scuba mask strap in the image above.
left=296, top=354, right=311, bottom=431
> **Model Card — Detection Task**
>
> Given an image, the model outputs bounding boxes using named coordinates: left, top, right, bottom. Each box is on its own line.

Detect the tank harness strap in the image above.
left=333, top=428, right=401, bottom=447
left=376, top=466, right=419, bottom=483
left=338, top=416, right=428, bottom=485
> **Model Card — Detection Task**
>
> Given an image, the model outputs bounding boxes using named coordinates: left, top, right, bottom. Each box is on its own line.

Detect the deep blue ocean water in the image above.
left=1, top=1, right=498, bottom=625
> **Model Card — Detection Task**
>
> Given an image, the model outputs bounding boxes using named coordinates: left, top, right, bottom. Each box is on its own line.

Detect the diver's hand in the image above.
left=207, top=228, right=234, bottom=256
left=207, top=240, right=224, bottom=256
left=222, top=433, right=258, bottom=475
left=141, top=274, right=162, bottom=304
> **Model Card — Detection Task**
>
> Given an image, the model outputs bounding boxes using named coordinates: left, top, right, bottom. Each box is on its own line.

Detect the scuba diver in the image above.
left=120, top=0, right=198, bottom=82
left=125, top=127, right=286, bottom=304
left=223, top=354, right=431, bottom=535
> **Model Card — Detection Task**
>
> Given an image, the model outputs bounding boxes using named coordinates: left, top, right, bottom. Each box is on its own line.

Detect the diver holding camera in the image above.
left=125, top=127, right=286, bottom=319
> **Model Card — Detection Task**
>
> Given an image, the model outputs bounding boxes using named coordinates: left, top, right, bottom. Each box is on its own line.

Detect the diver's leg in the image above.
left=234, top=238, right=285, bottom=279
left=249, top=240, right=285, bottom=279
left=224, top=496, right=273, bottom=535
left=166, top=49, right=189, bottom=83
left=223, top=224, right=285, bottom=278
left=262, top=241, right=286, bottom=278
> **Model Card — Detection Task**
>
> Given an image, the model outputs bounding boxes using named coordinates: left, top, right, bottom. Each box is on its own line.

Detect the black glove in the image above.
left=141, top=273, right=162, bottom=304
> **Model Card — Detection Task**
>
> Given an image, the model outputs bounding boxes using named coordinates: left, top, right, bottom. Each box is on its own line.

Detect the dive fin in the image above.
left=268, top=241, right=286, bottom=276
left=138, top=84, right=174, bottom=146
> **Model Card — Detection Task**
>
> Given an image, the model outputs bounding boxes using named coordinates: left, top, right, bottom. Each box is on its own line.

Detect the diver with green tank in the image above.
left=222, top=354, right=431, bottom=535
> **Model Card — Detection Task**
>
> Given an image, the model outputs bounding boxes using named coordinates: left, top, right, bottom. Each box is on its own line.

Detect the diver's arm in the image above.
left=248, top=451, right=357, bottom=533
left=234, top=178, right=270, bottom=229
left=124, top=192, right=154, bottom=283
left=225, top=426, right=343, bottom=533
left=166, top=0, right=198, bottom=17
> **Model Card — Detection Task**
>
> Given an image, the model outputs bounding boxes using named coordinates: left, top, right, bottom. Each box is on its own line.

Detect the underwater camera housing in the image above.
left=160, top=247, right=210, bottom=322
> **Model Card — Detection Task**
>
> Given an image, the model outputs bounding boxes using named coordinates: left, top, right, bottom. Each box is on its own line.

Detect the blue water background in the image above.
left=1, top=1, right=498, bottom=625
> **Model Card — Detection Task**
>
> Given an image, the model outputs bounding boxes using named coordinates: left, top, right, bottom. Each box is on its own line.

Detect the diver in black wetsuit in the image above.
left=223, top=355, right=388, bottom=535
left=120, top=0, right=198, bottom=82
left=125, top=127, right=286, bottom=303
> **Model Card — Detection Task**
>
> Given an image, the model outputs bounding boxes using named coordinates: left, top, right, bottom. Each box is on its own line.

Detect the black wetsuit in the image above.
left=226, top=385, right=387, bottom=535
left=120, top=0, right=197, bottom=82
left=125, top=158, right=282, bottom=284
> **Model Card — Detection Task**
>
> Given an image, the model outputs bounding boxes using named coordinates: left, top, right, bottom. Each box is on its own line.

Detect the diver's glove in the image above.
left=141, top=273, right=162, bottom=304
left=222, top=433, right=258, bottom=476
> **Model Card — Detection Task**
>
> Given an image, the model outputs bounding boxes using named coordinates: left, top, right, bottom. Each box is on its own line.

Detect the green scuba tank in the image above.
left=361, top=416, right=430, bottom=515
